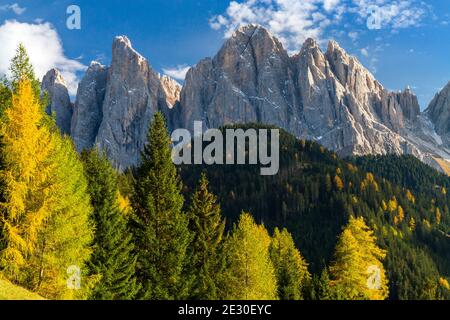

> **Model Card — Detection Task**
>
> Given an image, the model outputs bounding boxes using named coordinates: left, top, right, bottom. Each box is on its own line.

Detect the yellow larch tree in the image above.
left=0, top=80, right=94, bottom=299
left=329, top=216, right=389, bottom=300
left=0, top=80, right=55, bottom=280
left=223, top=212, right=278, bottom=300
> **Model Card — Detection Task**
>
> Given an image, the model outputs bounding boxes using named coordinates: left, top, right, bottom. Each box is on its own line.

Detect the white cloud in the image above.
left=360, top=47, right=369, bottom=57
left=350, top=0, right=428, bottom=29
left=162, top=65, right=191, bottom=81
left=210, top=0, right=336, bottom=52
left=348, top=31, right=359, bottom=41
left=0, top=20, right=85, bottom=96
left=0, top=3, right=26, bottom=15
left=323, top=0, right=340, bottom=12
left=210, top=0, right=430, bottom=52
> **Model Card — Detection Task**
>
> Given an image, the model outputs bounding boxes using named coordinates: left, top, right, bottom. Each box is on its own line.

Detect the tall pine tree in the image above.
left=82, top=149, right=140, bottom=300
left=270, top=228, right=310, bottom=300
left=223, top=212, right=278, bottom=300
left=131, top=112, right=191, bottom=299
left=9, top=43, right=41, bottom=98
left=187, top=173, right=226, bottom=300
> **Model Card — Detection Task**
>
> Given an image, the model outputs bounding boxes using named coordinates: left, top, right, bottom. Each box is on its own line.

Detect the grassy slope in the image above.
left=0, top=278, right=44, bottom=300
left=434, top=157, right=450, bottom=176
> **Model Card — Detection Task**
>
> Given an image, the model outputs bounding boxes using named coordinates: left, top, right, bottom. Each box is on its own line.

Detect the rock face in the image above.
left=178, top=25, right=424, bottom=159
left=71, top=61, right=108, bottom=152
left=46, top=36, right=181, bottom=169
left=159, top=74, right=181, bottom=108
left=41, top=69, right=72, bottom=134
left=94, top=36, right=179, bottom=170
left=426, top=82, right=450, bottom=139
left=179, top=25, right=298, bottom=132
left=396, top=87, right=420, bottom=123
left=44, top=25, right=450, bottom=172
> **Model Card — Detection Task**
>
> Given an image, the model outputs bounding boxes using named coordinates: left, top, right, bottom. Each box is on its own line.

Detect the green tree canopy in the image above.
left=187, top=173, right=226, bottom=299
left=131, top=112, right=191, bottom=299
left=82, top=149, right=140, bottom=300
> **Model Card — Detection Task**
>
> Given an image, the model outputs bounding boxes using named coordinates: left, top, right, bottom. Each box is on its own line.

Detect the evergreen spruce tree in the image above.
left=315, top=268, right=334, bottom=300
left=9, top=44, right=40, bottom=98
left=223, top=212, right=278, bottom=300
left=131, top=112, right=191, bottom=299
left=82, top=149, right=140, bottom=300
left=187, top=173, right=226, bottom=299
left=269, top=228, right=310, bottom=300
left=329, top=216, right=389, bottom=300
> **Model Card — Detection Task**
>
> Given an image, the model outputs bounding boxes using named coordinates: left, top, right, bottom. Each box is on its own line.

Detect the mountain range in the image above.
left=40, top=24, right=450, bottom=173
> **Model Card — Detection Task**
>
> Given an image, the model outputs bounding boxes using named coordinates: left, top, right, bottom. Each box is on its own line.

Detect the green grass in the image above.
left=0, top=278, right=45, bottom=300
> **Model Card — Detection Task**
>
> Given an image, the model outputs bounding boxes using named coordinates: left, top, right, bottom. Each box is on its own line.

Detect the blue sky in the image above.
left=0, top=0, right=449, bottom=108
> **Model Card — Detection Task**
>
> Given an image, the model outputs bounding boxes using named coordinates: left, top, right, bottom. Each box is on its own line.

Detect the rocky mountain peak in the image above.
left=87, top=60, right=106, bottom=72
left=297, top=37, right=327, bottom=75
left=234, top=23, right=266, bottom=38
left=92, top=36, right=181, bottom=169
left=158, top=74, right=181, bottom=108
left=42, top=68, right=67, bottom=87
left=41, top=69, right=72, bottom=134
left=396, top=87, right=420, bottom=123
left=71, top=61, right=108, bottom=152
left=111, top=35, right=147, bottom=70
left=114, top=35, right=132, bottom=47
left=426, top=81, right=450, bottom=136
left=218, top=23, right=287, bottom=64
left=303, top=37, right=319, bottom=48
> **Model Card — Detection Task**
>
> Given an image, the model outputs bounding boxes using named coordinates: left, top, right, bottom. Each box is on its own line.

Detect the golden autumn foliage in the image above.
left=388, top=197, right=398, bottom=213
left=423, top=219, right=432, bottom=229
left=408, top=217, right=416, bottom=232
left=364, top=173, right=379, bottom=192
left=435, top=207, right=441, bottom=225
left=397, top=206, right=405, bottom=224
left=0, top=80, right=55, bottom=277
left=0, top=80, right=94, bottom=299
left=393, top=216, right=399, bottom=226
left=329, top=216, right=389, bottom=300
left=334, top=175, right=344, bottom=191
left=406, top=190, right=415, bottom=204
left=117, top=192, right=132, bottom=215
left=439, top=277, right=450, bottom=290
left=381, top=200, right=388, bottom=212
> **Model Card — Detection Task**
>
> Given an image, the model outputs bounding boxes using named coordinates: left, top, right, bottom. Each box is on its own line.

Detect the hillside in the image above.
left=434, top=158, right=450, bottom=176
left=0, top=278, right=44, bottom=300
left=179, top=124, right=450, bottom=300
